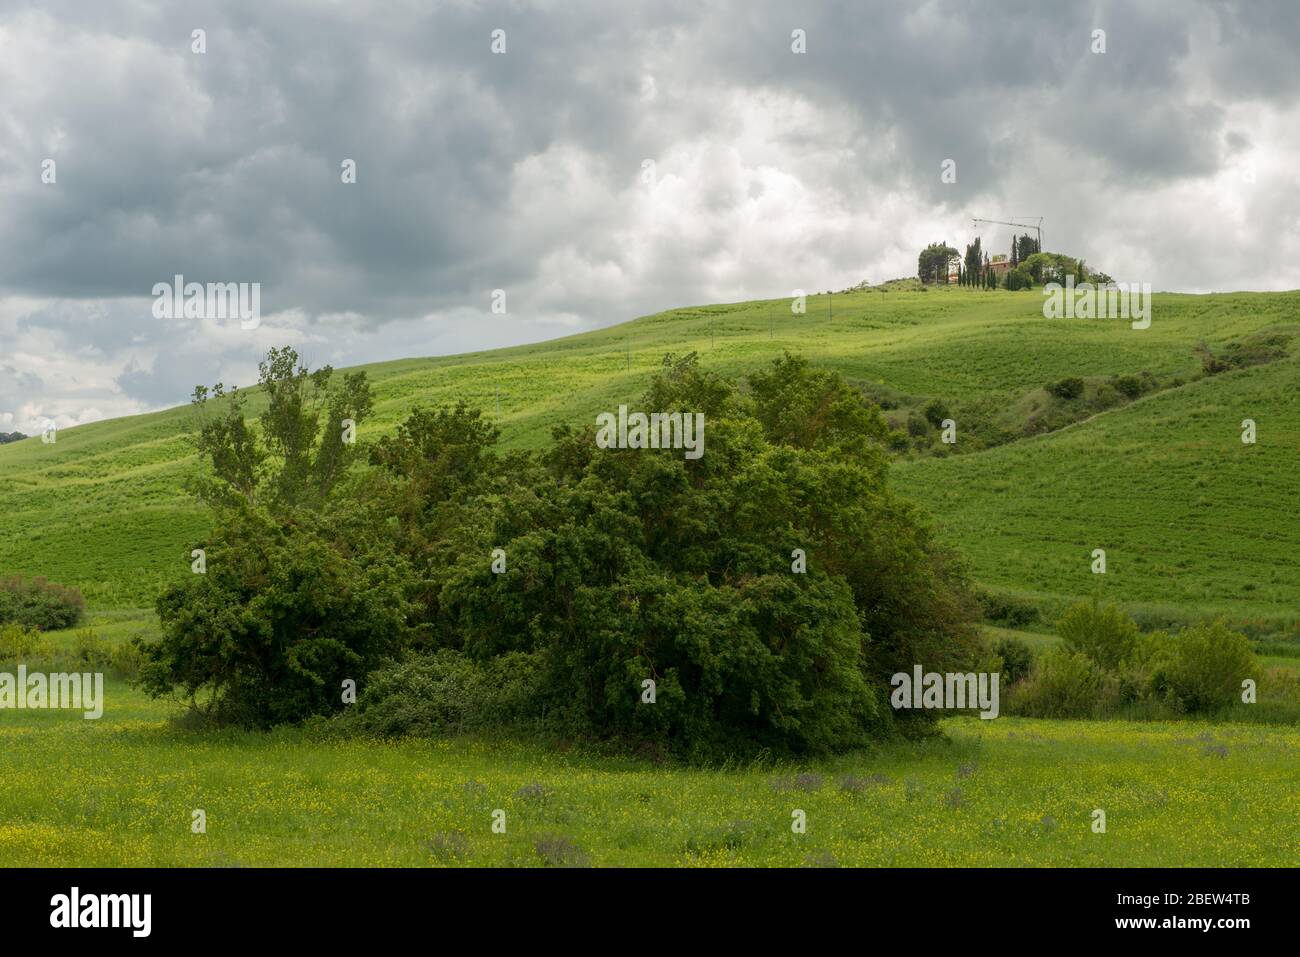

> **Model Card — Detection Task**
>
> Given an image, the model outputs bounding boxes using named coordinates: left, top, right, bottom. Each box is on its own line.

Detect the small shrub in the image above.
left=1090, top=383, right=1120, bottom=411
left=1111, top=374, right=1144, bottom=399
left=921, top=398, right=950, bottom=428
left=840, top=773, right=891, bottom=792
left=0, top=622, right=47, bottom=660
left=534, top=835, right=590, bottom=867
left=1153, top=621, right=1256, bottom=712
left=1195, top=335, right=1290, bottom=376
left=0, top=576, right=85, bottom=631
left=1007, top=648, right=1105, bottom=718
left=111, top=638, right=145, bottom=680
left=514, top=782, right=551, bottom=803
left=993, top=637, right=1035, bottom=685
left=803, top=850, right=838, bottom=868
left=425, top=831, right=469, bottom=863
left=977, top=588, right=1039, bottom=628
left=1128, top=605, right=1199, bottom=634
left=1057, top=600, right=1138, bottom=671
left=1045, top=377, right=1084, bottom=400
left=74, top=628, right=110, bottom=669
left=1220, top=334, right=1290, bottom=369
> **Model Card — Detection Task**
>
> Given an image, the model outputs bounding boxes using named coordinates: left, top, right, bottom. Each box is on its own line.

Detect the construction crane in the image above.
left=972, top=217, right=1043, bottom=254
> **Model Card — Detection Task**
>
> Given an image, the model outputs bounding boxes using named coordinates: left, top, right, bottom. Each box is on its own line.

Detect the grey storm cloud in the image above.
left=1, top=0, right=1299, bottom=432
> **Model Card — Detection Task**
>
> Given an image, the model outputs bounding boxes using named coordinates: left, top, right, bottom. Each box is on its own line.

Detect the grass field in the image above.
left=2, top=670, right=1295, bottom=867
left=3, top=284, right=1299, bottom=866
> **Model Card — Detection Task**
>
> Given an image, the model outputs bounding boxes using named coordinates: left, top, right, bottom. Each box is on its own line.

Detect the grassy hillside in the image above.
left=4, top=286, right=1300, bottom=869
left=2, top=286, right=1298, bottom=617
left=898, top=354, right=1300, bottom=616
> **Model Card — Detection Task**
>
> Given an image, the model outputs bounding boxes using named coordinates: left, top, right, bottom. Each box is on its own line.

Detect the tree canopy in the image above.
left=141, top=348, right=982, bottom=757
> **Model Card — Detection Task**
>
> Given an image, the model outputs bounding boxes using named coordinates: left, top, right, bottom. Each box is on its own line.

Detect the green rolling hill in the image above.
left=2, top=285, right=1298, bottom=620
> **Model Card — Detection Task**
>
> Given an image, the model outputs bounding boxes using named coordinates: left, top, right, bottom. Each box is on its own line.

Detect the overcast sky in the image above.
left=2, top=0, right=1298, bottom=434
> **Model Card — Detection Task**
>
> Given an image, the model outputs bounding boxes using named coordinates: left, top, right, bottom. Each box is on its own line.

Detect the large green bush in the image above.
left=1138, top=621, right=1256, bottom=712
left=142, top=508, right=414, bottom=726
left=408, top=354, right=979, bottom=756
left=0, top=576, right=85, bottom=631
left=139, top=348, right=982, bottom=756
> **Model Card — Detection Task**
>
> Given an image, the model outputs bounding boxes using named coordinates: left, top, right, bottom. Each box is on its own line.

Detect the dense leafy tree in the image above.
left=1021, top=252, right=1077, bottom=286
left=189, top=346, right=374, bottom=511
left=917, top=243, right=958, bottom=283
left=963, top=238, right=983, bottom=283
left=143, top=349, right=982, bottom=756
left=142, top=506, right=414, bottom=726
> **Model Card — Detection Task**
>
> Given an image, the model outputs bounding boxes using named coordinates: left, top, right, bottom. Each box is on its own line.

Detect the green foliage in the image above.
left=1134, top=621, right=1257, bottom=712
left=73, top=628, right=110, bottom=669
left=407, top=352, right=979, bottom=756
left=1014, top=608, right=1257, bottom=717
left=976, top=588, right=1040, bottom=628
left=747, top=352, right=890, bottom=452
left=1022, top=251, right=1077, bottom=285
left=0, top=621, right=48, bottom=660
left=917, top=243, right=958, bottom=283
left=1194, top=333, right=1291, bottom=376
left=1110, top=373, right=1146, bottom=398
left=1057, top=600, right=1139, bottom=671
left=1007, top=648, right=1106, bottom=718
left=0, top=576, right=85, bottom=631
left=962, top=237, right=983, bottom=283
left=190, top=346, right=375, bottom=511
left=108, top=637, right=144, bottom=680
left=1045, top=376, right=1085, bottom=400
left=141, top=507, right=413, bottom=727
left=344, top=649, right=550, bottom=737
left=922, top=398, right=950, bottom=428
left=993, top=636, right=1035, bottom=685
left=137, top=350, right=980, bottom=754
left=1004, top=264, right=1033, bottom=290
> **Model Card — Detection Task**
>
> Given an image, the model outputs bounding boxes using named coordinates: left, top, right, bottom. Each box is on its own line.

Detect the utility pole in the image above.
left=829, top=291, right=833, bottom=323
left=972, top=216, right=1044, bottom=254
left=495, top=383, right=507, bottom=419
left=709, top=317, right=714, bottom=349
